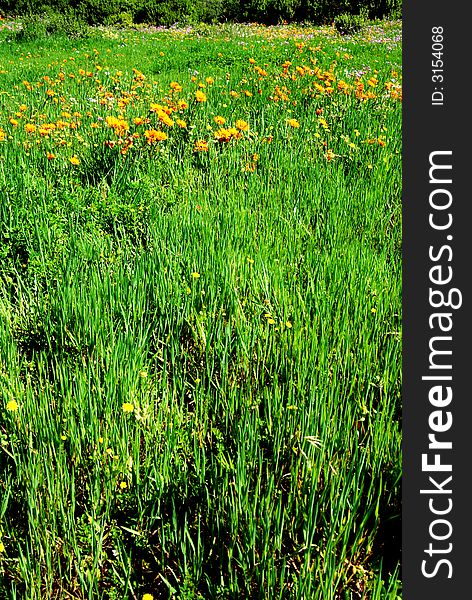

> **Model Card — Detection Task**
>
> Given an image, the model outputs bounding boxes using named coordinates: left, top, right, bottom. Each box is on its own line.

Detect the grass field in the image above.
left=0, top=19, right=402, bottom=599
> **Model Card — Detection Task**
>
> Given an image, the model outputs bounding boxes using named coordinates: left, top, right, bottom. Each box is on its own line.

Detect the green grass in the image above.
left=0, top=20, right=402, bottom=599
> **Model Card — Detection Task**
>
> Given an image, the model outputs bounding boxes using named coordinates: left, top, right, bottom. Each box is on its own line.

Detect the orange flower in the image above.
left=170, top=81, right=183, bottom=92
left=157, top=112, right=174, bottom=127
left=144, top=129, right=167, bottom=143
left=195, top=90, right=207, bottom=103
left=286, top=118, right=300, bottom=128
left=235, top=120, right=249, bottom=132
left=194, top=140, right=209, bottom=152
left=24, top=123, right=36, bottom=133
left=47, top=152, right=56, bottom=160
left=214, top=116, right=226, bottom=125
left=178, top=100, right=188, bottom=110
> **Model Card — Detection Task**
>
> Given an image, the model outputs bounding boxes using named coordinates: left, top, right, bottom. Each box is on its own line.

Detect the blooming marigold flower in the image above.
left=214, top=128, right=231, bottom=142
left=195, top=90, right=207, bottom=103
left=157, top=112, right=174, bottom=127
left=0, top=129, right=5, bottom=142
left=287, top=118, right=300, bottom=128
left=134, top=117, right=145, bottom=126
left=178, top=99, right=188, bottom=110
left=47, top=152, right=56, bottom=160
left=170, top=81, right=183, bottom=92
left=144, top=129, right=167, bottom=143
left=70, top=156, right=80, bottom=165
left=175, top=119, right=187, bottom=128
left=214, top=115, right=226, bottom=125
left=194, top=140, right=209, bottom=152
left=24, top=123, right=36, bottom=133
left=235, top=119, right=249, bottom=131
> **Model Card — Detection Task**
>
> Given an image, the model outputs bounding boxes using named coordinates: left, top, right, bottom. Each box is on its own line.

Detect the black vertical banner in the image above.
left=403, top=1, right=471, bottom=597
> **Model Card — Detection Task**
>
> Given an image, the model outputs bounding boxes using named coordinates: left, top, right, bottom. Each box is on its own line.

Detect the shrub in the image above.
left=334, top=11, right=366, bottom=35
left=14, top=7, right=89, bottom=40
left=6, top=0, right=403, bottom=27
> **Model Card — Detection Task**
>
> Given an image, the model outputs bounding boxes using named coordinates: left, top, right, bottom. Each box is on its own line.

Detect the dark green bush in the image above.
left=334, top=11, right=366, bottom=35
left=14, top=7, right=89, bottom=40
left=3, top=0, right=403, bottom=26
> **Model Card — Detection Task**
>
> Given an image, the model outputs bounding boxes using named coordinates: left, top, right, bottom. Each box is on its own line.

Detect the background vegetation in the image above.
left=1, top=0, right=402, bottom=27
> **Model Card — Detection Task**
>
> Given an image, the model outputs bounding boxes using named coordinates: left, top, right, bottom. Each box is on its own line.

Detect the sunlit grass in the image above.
left=0, top=20, right=401, bottom=600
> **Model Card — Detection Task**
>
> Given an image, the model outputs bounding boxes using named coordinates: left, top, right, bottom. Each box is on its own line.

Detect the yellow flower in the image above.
left=192, top=272, right=200, bottom=279
left=170, top=81, right=183, bottom=92
left=249, top=57, right=256, bottom=64
left=235, top=119, right=249, bottom=132
left=229, top=90, right=239, bottom=98
left=69, top=156, right=80, bottom=165
left=0, top=541, right=4, bottom=553
left=122, top=402, right=134, bottom=413
left=178, top=99, right=188, bottom=110
left=195, top=90, right=207, bottom=103
left=47, top=152, right=56, bottom=160
left=144, top=129, right=167, bottom=143
left=214, top=115, right=226, bottom=125
left=287, top=118, right=300, bottom=128
left=142, top=595, right=154, bottom=600
left=194, top=140, right=209, bottom=152
left=134, top=117, right=145, bottom=126
left=205, top=77, right=214, bottom=85
left=157, top=112, right=174, bottom=127
left=119, top=481, right=128, bottom=490
left=24, top=123, right=36, bottom=133
left=6, top=400, right=18, bottom=412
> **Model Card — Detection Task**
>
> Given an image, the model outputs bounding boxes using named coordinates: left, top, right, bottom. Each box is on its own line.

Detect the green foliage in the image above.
left=4, top=0, right=402, bottom=25
left=14, top=7, right=89, bottom=40
left=334, top=11, right=367, bottom=35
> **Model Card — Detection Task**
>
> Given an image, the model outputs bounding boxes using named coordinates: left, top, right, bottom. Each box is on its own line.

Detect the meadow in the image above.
left=0, top=18, right=402, bottom=599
